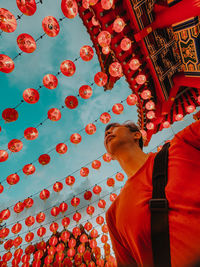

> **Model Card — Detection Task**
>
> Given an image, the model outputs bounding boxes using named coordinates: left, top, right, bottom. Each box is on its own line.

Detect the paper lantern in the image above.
left=101, top=0, right=113, bottom=10
left=14, top=248, right=23, bottom=258
left=163, top=121, right=170, bottom=128
left=109, top=62, right=123, bottom=77
left=48, top=108, right=61, bottom=121
left=37, top=240, right=46, bottom=250
left=78, top=244, right=86, bottom=254
left=73, top=212, right=81, bottom=223
left=6, top=173, right=20, bottom=185
left=51, top=207, right=60, bottom=217
left=23, top=88, right=40, bottom=104
left=145, top=100, right=155, bottom=110
left=102, top=153, right=112, bottom=162
left=73, top=226, right=81, bottom=238
left=89, top=239, right=97, bottom=249
left=16, top=0, right=37, bottom=16
left=116, top=172, right=124, bottom=181
left=38, top=154, right=50, bottom=165
left=186, top=105, right=195, bottom=113
left=0, top=209, right=10, bottom=220
left=67, top=248, right=75, bottom=258
left=25, top=232, right=34, bottom=242
left=49, top=236, right=58, bottom=247
left=65, top=95, right=78, bottom=109
left=93, top=185, right=102, bottom=194
left=50, top=222, right=59, bottom=233
left=71, top=197, right=80, bottom=207
left=120, top=37, right=132, bottom=51
left=102, top=46, right=110, bottom=55
left=126, top=94, right=138, bottom=105
left=2, top=108, right=18, bottom=122
left=146, top=122, right=154, bottom=130
left=98, top=199, right=106, bottom=209
left=0, top=228, right=9, bottom=239
left=91, top=15, right=99, bottom=26
left=34, top=250, right=43, bottom=261
left=23, top=164, right=36, bottom=175
left=42, top=16, right=60, bottom=37
left=36, top=212, right=46, bottom=223
left=13, top=201, right=24, bottom=213
left=86, top=205, right=95, bottom=215
left=8, top=139, right=23, bottom=153
left=61, top=217, right=70, bottom=228
left=102, top=224, right=108, bottom=233
left=61, top=0, right=78, bottom=19
left=1, top=55, right=14, bottom=75
left=107, top=178, right=115, bottom=187
left=129, top=58, right=140, bottom=71
left=12, top=257, right=20, bottom=265
left=0, top=150, right=8, bottom=163
left=24, top=197, right=34, bottom=208
left=48, top=246, right=56, bottom=256
left=11, top=223, right=22, bottom=234
left=96, top=216, right=104, bottom=225
left=17, top=33, right=36, bottom=53
left=147, top=111, right=155, bottom=120
left=175, top=113, right=183, bottom=121
left=91, top=160, right=101, bottom=169
left=113, top=18, right=125, bottom=33
left=141, top=89, right=151, bottom=100
left=37, top=227, right=46, bottom=237
left=98, top=31, right=111, bottom=47
left=0, top=183, right=3, bottom=193
left=82, top=0, right=90, bottom=9
left=59, top=202, right=68, bottom=213
left=2, top=251, right=12, bottom=262
left=80, top=45, right=94, bottom=61
left=79, top=85, right=92, bottom=99
left=110, top=193, right=117, bottom=202
left=84, top=190, right=92, bottom=201
left=45, top=255, right=53, bottom=265
left=84, top=250, right=91, bottom=263
left=39, top=189, right=50, bottom=200
left=85, top=123, right=96, bottom=135
left=70, top=133, right=82, bottom=144
left=56, top=243, right=65, bottom=253
left=56, top=143, right=68, bottom=154
left=74, top=254, right=82, bottom=266
left=43, top=74, right=58, bottom=89
left=0, top=8, right=17, bottom=32
left=24, top=127, right=38, bottom=140
left=60, top=60, right=76, bottom=76
left=94, top=72, right=108, bottom=86
left=25, top=216, right=35, bottom=227
left=65, top=175, right=75, bottom=186
left=22, top=254, right=30, bottom=263
left=91, top=229, right=98, bottom=238
left=112, top=103, right=124, bottom=114
left=13, top=236, right=23, bottom=248
left=136, top=74, right=146, bottom=85
left=84, top=221, right=93, bottom=231
left=80, top=167, right=89, bottom=177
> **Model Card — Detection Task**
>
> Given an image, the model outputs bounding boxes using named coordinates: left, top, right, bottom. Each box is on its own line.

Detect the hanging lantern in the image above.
left=43, top=74, right=58, bottom=89
left=141, top=89, right=151, bottom=100
left=80, top=45, right=94, bottom=61
left=24, top=197, right=34, bottom=208
left=84, top=250, right=91, bottom=264
left=49, top=236, right=58, bottom=247
left=110, top=193, right=118, bottom=202
left=70, top=133, right=82, bottom=144
left=11, top=222, right=22, bottom=234
left=23, top=164, right=36, bottom=175
left=94, top=72, right=108, bottom=87
left=17, top=33, right=36, bottom=53
left=147, top=110, right=155, bottom=120
left=16, top=0, right=37, bottom=16
left=56, top=143, right=68, bottom=154
left=42, top=16, right=60, bottom=37
left=82, top=0, right=90, bottom=9
left=23, top=88, right=40, bottom=104
left=90, top=239, right=97, bottom=249
left=38, top=154, right=51, bottom=165
left=61, top=0, right=78, bottom=19
left=91, top=15, right=99, bottom=26
left=65, top=175, right=75, bottom=186
left=45, top=255, right=53, bottom=265
left=79, top=85, right=92, bottom=99
left=120, top=37, right=132, bottom=51
left=24, top=127, right=38, bottom=140
left=74, top=254, right=82, bottom=266
left=102, top=153, right=112, bottom=162
left=73, top=226, right=81, bottom=238
left=59, top=202, right=68, bottom=213
left=129, top=58, right=140, bottom=71
left=136, top=74, right=147, bottom=85
left=73, top=212, right=82, bottom=223
left=2, top=251, right=12, bottom=262
left=80, top=167, right=89, bottom=177
left=146, top=122, right=154, bottom=130
left=102, top=46, right=110, bottom=55
left=86, top=205, right=95, bottom=215
left=60, top=60, right=76, bottom=76
left=98, top=31, right=111, bottom=47
left=65, top=95, right=78, bottom=109
left=25, top=216, right=35, bottom=227
left=14, top=248, right=23, bottom=259
left=25, top=232, right=34, bottom=242
left=107, top=178, right=115, bottom=187
left=56, top=243, right=65, bottom=253
left=0, top=209, right=10, bottom=220
left=51, top=206, right=60, bottom=217
left=84, top=221, right=93, bottom=231
left=13, top=201, right=24, bottom=213
left=2, top=108, right=18, bottom=122
left=126, top=94, right=138, bottom=105
left=36, top=212, right=46, bottom=223
left=91, top=229, right=98, bottom=238
left=34, top=250, right=44, bottom=261
left=61, top=230, right=70, bottom=242
left=93, top=185, right=102, bottom=194
left=113, top=18, right=125, bottom=33
left=78, top=243, right=86, bottom=254
left=0, top=54, right=15, bottom=73
left=37, top=240, right=46, bottom=250
left=8, top=139, right=23, bottom=153
left=53, top=181, right=63, bottom=193
left=175, top=113, right=183, bottom=121
left=13, top=236, right=23, bottom=248
left=0, top=228, right=9, bottom=239
left=48, top=108, right=61, bottom=121
left=50, top=222, right=59, bottom=233
left=109, top=62, right=123, bottom=77
left=71, top=197, right=80, bottom=207
left=102, top=224, right=108, bottom=233
left=0, top=183, right=4, bottom=193
left=96, top=216, right=104, bottom=225
left=0, top=150, right=8, bottom=163
left=62, top=217, right=70, bottom=228
left=98, top=199, right=106, bottom=209
left=6, top=173, right=20, bottom=185
left=84, top=190, right=92, bottom=201
left=145, top=100, right=155, bottom=110
left=85, top=123, right=96, bottom=135
left=101, top=0, right=113, bottom=10
left=116, top=172, right=124, bottom=181
left=186, top=105, right=195, bottom=113
left=163, top=121, right=170, bottom=128
left=67, top=248, right=76, bottom=258
left=22, top=254, right=30, bottom=263
left=91, top=160, right=101, bottom=169
left=97, top=258, right=104, bottom=266
left=0, top=8, right=17, bottom=32
left=39, top=189, right=50, bottom=200
left=112, top=103, right=124, bottom=114
left=25, top=244, right=35, bottom=255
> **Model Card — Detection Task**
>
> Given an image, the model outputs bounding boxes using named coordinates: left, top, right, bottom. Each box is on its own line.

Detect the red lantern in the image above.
left=107, top=177, right=115, bottom=187
left=13, top=201, right=24, bottom=213
left=39, top=189, right=50, bottom=200
left=136, top=74, right=146, bottom=85
left=147, top=111, right=155, bottom=120
left=141, top=89, right=151, bottom=100
left=129, top=58, right=140, bottom=70
left=109, top=62, right=123, bottom=77
left=85, top=123, right=96, bottom=135
left=91, top=160, right=101, bottom=169
left=70, top=133, right=82, bottom=144
left=37, top=240, right=46, bottom=250
left=146, top=122, right=154, bottom=130
left=61, top=230, right=70, bottom=242
left=78, top=244, right=86, bottom=254
left=84, top=190, right=92, bottom=201
left=113, top=17, right=125, bottom=32
left=48, top=246, right=56, bottom=257
left=145, top=100, right=155, bottom=110
left=116, top=172, right=124, bottom=181
left=60, top=60, right=76, bottom=76
left=71, top=197, right=80, bottom=208
left=186, top=105, right=195, bottom=113
left=110, top=193, right=117, bottom=202
left=97, top=258, right=104, bottom=266
left=92, top=15, right=99, bottom=26
left=22, top=254, right=30, bottom=263
left=74, top=254, right=82, bottom=266
left=65, top=175, right=75, bottom=186
left=101, top=0, right=113, bottom=9
left=102, top=153, right=112, bottom=162
left=0, top=8, right=17, bottom=32
left=101, top=234, right=108, bottom=243
left=80, top=45, right=94, bottom=61
left=62, top=217, right=70, bottom=228
left=6, top=173, right=20, bottom=185
left=94, top=72, right=108, bottom=86
left=24, top=197, right=34, bottom=208
left=24, top=127, right=38, bottom=140
left=84, top=221, right=93, bottom=231
left=93, top=185, right=102, bottom=195
left=120, top=37, right=132, bottom=51
left=14, top=247, right=23, bottom=259
left=163, top=121, right=170, bottom=128
left=38, top=154, right=50, bottom=165
left=36, top=212, right=46, bottom=223
left=59, top=202, right=68, bottom=213
left=98, top=199, right=106, bottom=209
left=0, top=150, right=8, bottom=163
left=16, top=0, right=37, bottom=16
left=13, top=236, right=23, bottom=247
left=51, top=207, right=60, bottom=217
left=175, top=113, right=183, bottom=121
left=42, top=16, right=60, bottom=37
left=0, top=54, right=15, bottom=73
left=56, top=143, right=68, bottom=154
left=2, top=108, right=18, bottom=122
left=112, top=103, right=124, bottom=114
left=37, top=226, right=46, bottom=237
left=32, top=260, right=41, bottom=267
left=11, top=223, right=22, bottom=234
left=80, top=234, right=88, bottom=243
left=34, top=250, right=43, bottom=261
left=48, top=108, right=61, bottom=121
left=67, top=248, right=75, bottom=258
left=126, top=94, right=138, bottom=105
left=96, top=216, right=104, bottom=225
left=50, top=222, right=59, bottom=233
left=43, top=74, right=58, bottom=89
left=80, top=167, right=89, bottom=177
left=25, top=216, right=35, bottom=227
left=23, top=88, right=39, bottom=104
left=2, top=251, right=12, bottom=262
left=98, top=31, right=111, bottom=47
left=100, top=112, right=111, bottom=124
left=0, top=227, right=9, bottom=238
left=72, top=226, right=81, bottom=238
left=25, top=244, right=35, bottom=254
left=73, top=212, right=81, bottom=223
left=23, top=164, right=36, bottom=175
left=45, top=255, right=53, bottom=265
left=8, top=139, right=23, bottom=153
left=89, top=239, right=97, bottom=249
left=53, top=181, right=63, bottom=192
left=0, top=209, right=10, bottom=220
left=49, top=236, right=58, bottom=247
left=89, top=0, right=98, bottom=5
left=0, top=183, right=3, bottom=193
left=68, top=238, right=76, bottom=249
left=86, top=205, right=95, bottom=215
left=25, top=232, right=34, bottom=242
left=82, top=0, right=90, bottom=9
left=65, top=95, right=78, bottom=109
left=83, top=250, right=91, bottom=263
left=79, top=85, right=92, bottom=99
left=61, top=0, right=78, bottom=19
left=102, top=224, right=108, bottom=233
left=102, top=46, right=110, bottom=55
left=17, top=33, right=36, bottom=53
left=56, top=243, right=65, bottom=253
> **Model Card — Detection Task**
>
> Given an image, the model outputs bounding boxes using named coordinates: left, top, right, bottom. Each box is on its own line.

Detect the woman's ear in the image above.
left=133, top=131, right=142, bottom=140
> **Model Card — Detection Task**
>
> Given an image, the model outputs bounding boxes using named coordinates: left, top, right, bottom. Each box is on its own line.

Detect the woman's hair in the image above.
left=105, top=121, right=143, bottom=150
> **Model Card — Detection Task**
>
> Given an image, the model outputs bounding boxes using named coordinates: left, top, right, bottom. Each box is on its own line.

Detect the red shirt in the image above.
left=106, top=120, right=200, bottom=267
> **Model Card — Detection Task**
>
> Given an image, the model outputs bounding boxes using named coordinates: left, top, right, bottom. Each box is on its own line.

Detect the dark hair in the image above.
left=105, top=121, right=143, bottom=150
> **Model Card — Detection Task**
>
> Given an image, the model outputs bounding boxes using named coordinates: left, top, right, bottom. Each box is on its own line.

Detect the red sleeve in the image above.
left=175, top=120, right=200, bottom=150
left=106, top=210, right=137, bottom=267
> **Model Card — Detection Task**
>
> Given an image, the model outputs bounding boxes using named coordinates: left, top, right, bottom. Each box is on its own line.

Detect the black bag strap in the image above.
left=149, top=142, right=171, bottom=267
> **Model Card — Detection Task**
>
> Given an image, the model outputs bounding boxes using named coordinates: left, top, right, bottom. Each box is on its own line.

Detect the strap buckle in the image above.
left=149, top=198, right=168, bottom=212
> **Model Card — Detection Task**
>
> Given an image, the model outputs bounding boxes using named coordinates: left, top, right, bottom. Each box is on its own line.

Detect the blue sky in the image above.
left=0, top=0, right=199, bottom=260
